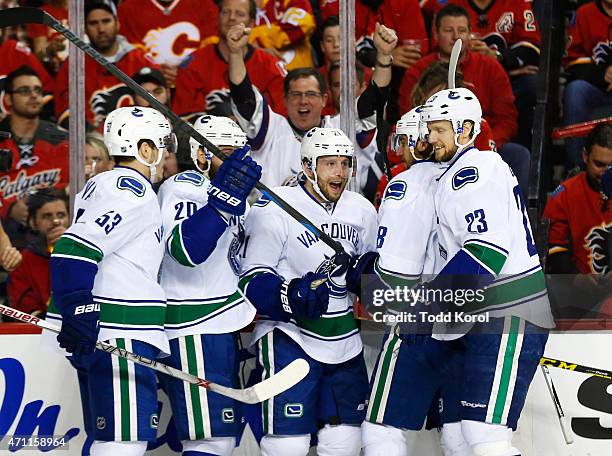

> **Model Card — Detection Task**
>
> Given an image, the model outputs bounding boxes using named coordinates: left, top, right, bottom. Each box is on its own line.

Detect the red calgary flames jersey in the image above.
left=54, top=42, right=158, bottom=128
left=422, top=0, right=540, bottom=53
left=378, top=0, right=430, bottom=54
left=118, top=0, right=218, bottom=66
left=0, top=120, right=69, bottom=219
left=544, top=172, right=611, bottom=274
left=173, top=44, right=287, bottom=117
left=563, top=1, right=612, bottom=69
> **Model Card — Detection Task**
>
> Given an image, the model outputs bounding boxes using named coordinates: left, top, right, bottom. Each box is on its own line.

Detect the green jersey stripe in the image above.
left=368, top=331, right=400, bottom=421
left=464, top=242, right=507, bottom=274
left=100, top=302, right=165, bottom=326
left=165, top=291, right=243, bottom=325
left=117, top=338, right=131, bottom=441
left=294, top=312, right=357, bottom=338
left=53, top=237, right=103, bottom=263
left=185, top=335, right=205, bottom=439
left=374, top=258, right=420, bottom=289
left=169, top=224, right=196, bottom=267
left=492, top=317, right=520, bottom=423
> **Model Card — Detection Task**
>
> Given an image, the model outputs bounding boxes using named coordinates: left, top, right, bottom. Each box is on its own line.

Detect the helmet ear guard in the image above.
left=420, top=88, right=483, bottom=151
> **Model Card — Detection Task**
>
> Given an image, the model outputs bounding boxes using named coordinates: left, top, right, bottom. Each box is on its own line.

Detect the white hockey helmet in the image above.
left=391, top=105, right=432, bottom=161
left=104, top=106, right=176, bottom=182
left=301, top=127, right=354, bottom=201
left=189, top=115, right=247, bottom=175
left=420, top=88, right=482, bottom=150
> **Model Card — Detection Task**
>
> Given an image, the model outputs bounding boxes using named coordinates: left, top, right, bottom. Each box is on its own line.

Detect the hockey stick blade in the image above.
left=540, top=365, right=574, bottom=445
left=0, top=7, right=344, bottom=255
left=0, top=304, right=309, bottom=404
left=448, top=39, right=462, bottom=89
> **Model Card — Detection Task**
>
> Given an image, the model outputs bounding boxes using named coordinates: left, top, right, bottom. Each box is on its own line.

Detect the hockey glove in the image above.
left=56, top=290, right=100, bottom=355
left=207, top=145, right=262, bottom=218
left=327, top=251, right=378, bottom=295
left=282, top=272, right=330, bottom=320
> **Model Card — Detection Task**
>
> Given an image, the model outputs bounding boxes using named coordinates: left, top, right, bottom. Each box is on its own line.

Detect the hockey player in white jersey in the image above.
left=417, top=88, right=555, bottom=456
left=226, top=21, right=397, bottom=188
left=239, top=127, right=377, bottom=455
left=48, top=106, right=176, bottom=456
left=157, top=114, right=261, bottom=456
left=359, top=107, right=470, bottom=456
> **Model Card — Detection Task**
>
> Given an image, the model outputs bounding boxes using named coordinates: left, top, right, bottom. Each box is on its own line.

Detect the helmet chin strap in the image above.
left=306, top=170, right=331, bottom=203
left=135, top=150, right=163, bottom=183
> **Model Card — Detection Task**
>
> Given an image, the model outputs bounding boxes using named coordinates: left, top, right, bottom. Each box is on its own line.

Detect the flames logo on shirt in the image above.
left=495, top=12, right=515, bottom=34
left=90, top=84, right=135, bottom=127
left=593, top=41, right=612, bottom=66
left=585, top=223, right=610, bottom=274
left=143, top=22, right=201, bottom=66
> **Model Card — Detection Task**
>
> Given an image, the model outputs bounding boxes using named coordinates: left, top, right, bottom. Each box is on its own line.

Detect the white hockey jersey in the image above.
left=231, top=86, right=377, bottom=189
left=240, top=185, right=378, bottom=364
left=376, top=161, right=447, bottom=285
left=48, top=167, right=169, bottom=354
left=434, top=148, right=555, bottom=329
left=157, top=170, right=256, bottom=340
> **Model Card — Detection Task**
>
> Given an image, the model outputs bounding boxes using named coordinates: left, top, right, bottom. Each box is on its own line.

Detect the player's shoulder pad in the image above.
left=116, top=175, right=147, bottom=197
left=342, top=190, right=378, bottom=217
left=450, top=150, right=500, bottom=191
left=252, top=186, right=295, bottom=210
left=383, top=178, right=408, bottom=201
left=174, top=170, right=205, bottom=187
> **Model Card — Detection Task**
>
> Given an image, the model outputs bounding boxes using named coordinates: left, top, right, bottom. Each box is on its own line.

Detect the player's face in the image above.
left=436, top=15, right=470, bottom=58
left=321, top=25, right=341, bottom=63
left=85, top=9, right=118, bottom=52
left=583, top=144, right=612, bottom=190
left=7, top=75, right=43, bottom=118
left=218, top=0, right=251, bottom=38
left=198, top=145, right=234, bottom=178
left=285, top=76, right=328, bottom=132
left=427, top=120, right=458, bottom=161
left=314, top=156, right=351, bottom=202
left=135, top=82, right=170, bottom=108
left=31, top=200, right=69, bottom=237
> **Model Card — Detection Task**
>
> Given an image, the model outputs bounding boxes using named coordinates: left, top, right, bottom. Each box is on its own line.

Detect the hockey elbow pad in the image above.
left=179, top=204, right=229, bottom=264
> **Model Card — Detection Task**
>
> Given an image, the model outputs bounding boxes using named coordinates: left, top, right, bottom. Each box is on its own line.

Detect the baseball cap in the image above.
left=133, top=67, right=167, bottom=87
left=85, top=0, right=118, bottom=18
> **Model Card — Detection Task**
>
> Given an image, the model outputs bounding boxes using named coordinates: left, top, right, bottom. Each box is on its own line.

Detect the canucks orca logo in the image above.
left=315, top=255, right=347, bottom=298
left=175, top=171, right=204, bottom=186
left=117, top=176, right=146, bottom=196
left=383, top=180, right=407, bottom=201
left=452, top=167, right=479, bottom=190
left=253, top=193, right=271, bottom=207
left=585, top=224, right=610, bottom=274
left=228, top=220, right=246, bottom=274
left=448, top=90, right=460, bottom=100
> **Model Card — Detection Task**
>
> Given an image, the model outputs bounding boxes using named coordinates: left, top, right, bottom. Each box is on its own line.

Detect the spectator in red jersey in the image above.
left=0, top=27, right=53, bottom=120
left=7, top=188, right=69, bottom=317
left=27, top=0, right=68, bottom=75
left=118, top=0, right=219, bottom=87
left=54, top=0, right=160, bottom=129
left=563, top=0, right=612, bottom=169
left=398, top=5, right=531, bottom=194
left=0, top=219, right=21, bottom=272
left=544, top=124, right=612, bottom=317
left=422, top=0, right=541, bottom=148
left=248, top=0, right=316, bottom=70
left=172, top=0, right=287, bottom=119
left=0, top=66, right=69, bottom=250
left=544, top=123, right=612, bottom=275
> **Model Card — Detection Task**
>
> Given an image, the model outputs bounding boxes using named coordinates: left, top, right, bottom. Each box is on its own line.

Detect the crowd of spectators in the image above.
left=0, top=0, right=609, bottom=320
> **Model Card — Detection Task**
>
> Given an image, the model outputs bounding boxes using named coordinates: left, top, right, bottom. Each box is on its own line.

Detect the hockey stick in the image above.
left=448, top=39, right=462, bottom=89
left=540, top=365, right=574, bottom=444
left=551, top=117, right=612, bottom=140
left=540, top=357, right=612, bottom=380
left=0, top=304, right=309, bottom=404
left=0, top=7, right=344, bottom=255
